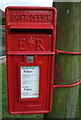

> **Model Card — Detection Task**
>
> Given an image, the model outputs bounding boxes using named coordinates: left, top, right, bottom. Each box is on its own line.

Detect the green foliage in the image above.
left=2, top=17, right=5, bottom=25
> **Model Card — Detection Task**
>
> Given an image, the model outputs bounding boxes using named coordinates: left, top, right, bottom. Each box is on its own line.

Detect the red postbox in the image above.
left=5, top=6, right=57, bottom=114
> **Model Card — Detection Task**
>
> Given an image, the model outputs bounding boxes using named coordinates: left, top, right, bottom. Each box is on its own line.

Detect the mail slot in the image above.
left=5, top=6, right=57, bottom=114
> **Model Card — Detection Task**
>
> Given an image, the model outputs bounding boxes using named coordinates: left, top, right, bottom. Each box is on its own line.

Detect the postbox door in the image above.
left=8, top=55, right=52, bottom=113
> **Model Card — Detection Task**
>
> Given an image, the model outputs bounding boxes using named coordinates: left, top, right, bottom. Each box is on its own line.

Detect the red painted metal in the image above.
left=5, top=6, right=57, bottom=114
left=56, top=49, right=81, bottom=55
left=54, top=79, right=81, bottom=88
left=54, top=49, right=81, bottom=88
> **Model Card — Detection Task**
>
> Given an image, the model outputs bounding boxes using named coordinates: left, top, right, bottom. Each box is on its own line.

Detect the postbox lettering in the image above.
left=18, top=37, right=45, bottom=51
left=19, top=39, right=26, bottom=50
left=36, top=39, right=45, bottom=51
left=11, top=13, right=51, bottom=22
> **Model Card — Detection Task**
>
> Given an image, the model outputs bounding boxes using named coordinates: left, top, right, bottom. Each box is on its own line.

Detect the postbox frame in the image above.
left=5, top=6, right=57, bottom=114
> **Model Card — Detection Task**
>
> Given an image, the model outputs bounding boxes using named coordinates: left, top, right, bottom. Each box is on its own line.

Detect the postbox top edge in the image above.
left=5, top=6, right=57, bottom=12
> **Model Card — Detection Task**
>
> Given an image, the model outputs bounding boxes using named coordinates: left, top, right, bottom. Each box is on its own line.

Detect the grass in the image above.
left=2, top=63, right=81, bottom=119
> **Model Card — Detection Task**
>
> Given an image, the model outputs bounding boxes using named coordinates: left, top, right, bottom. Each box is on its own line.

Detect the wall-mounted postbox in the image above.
left=5, top=7, right=57, bottom=114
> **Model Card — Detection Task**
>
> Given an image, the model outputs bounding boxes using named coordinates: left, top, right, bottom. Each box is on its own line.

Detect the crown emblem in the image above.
left=27, top=37, right=35, bottom=45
